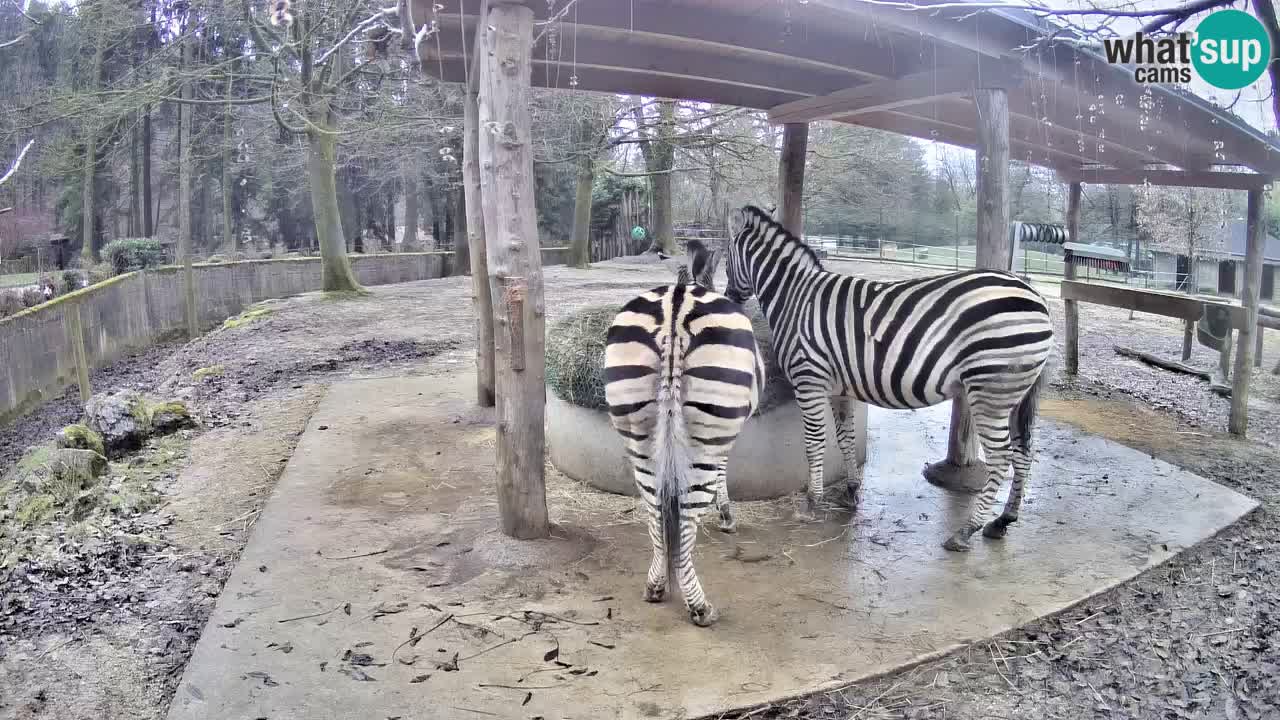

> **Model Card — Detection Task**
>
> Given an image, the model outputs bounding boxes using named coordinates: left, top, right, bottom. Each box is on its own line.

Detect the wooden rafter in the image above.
left=769, top=60, right=1022, bottom=125
left=1058, top=168, right=1274, bottom=191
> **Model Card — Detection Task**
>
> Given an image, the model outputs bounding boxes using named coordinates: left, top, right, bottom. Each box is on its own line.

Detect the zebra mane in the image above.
left=739, top=205, right=824, bottom=271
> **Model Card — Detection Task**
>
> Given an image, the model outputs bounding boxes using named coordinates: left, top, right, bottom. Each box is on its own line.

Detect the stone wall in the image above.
left=1, top=249, right=567, bottom=424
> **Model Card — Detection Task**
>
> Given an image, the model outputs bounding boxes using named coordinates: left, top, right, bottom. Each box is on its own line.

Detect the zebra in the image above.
left=603, top=255, right=765, bottom=626
left=722, top=205, right=1053, bottom=552
left=673, top=238, right=720, bottom=290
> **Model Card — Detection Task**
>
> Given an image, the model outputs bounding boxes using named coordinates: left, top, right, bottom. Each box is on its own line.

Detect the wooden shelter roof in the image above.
left=419, top=0, right=1280, bottom=183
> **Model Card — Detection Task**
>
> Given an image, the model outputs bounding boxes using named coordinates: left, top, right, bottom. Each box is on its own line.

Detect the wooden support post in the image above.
left=926, top=87, right=1009, bottom=493
left=1256, top=325, right=1264, bottom=368
left=463, top=19, right=495, bottom=407
left=1182, top=319, right=1194, bottom=361
left=478, top=2, right=549, bottom=539
left=67, top=302, right=92, bottom=407
left=777, top=122, right=808, bottom=235
left=1064, top=182, right=1081, bottom=375
left=1229, top=187, right=1266, bottom=436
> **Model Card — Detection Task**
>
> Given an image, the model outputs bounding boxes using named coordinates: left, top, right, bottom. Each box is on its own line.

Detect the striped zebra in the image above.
left=604, top=263, right=765, bottom=626
left=723, top=205, right=1053, bottom=552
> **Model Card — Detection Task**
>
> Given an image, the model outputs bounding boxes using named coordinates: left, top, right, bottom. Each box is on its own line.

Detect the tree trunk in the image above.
left=308, top=125, right=362, bottom=292
left=80, top=28, right=105, bottom=265
left=178, top=36, right=198, bottom=339
left=464, top=79, right=495, bottom=406
left=478, top=2, right=548, bottom=539
left=568, top=152, right=593, bottom=268
left=650, top=101, right=676, bottom=254
left=129, top=121, right=140, bottom=238
left=222, top=74, right=236, bottom=254
left=403, top=163, right=418, bottom=252
left=142, top=107, right=154, bottom=237
left=777, top=122, right=808, bottom=235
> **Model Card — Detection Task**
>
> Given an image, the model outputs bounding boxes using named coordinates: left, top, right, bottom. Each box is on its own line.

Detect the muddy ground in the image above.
left=1, top=257, right=1278, bottom=719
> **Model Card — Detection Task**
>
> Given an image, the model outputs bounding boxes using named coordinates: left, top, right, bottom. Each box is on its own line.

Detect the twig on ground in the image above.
left=322, top=548, right=389, bottom=560
left=1192, top=627, right=1246, bottom=639
left=277, top=603, right=342, bottom=623
left=392, top=613, right=453, bottom=663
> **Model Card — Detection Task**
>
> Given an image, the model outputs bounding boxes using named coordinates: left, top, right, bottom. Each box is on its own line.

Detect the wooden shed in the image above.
left=409, top=0, right=1280, bottom=535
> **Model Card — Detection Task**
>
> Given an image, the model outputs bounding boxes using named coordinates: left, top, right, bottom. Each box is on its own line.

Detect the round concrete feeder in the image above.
left=543, top=302, right=853, bottom=501
left=546, top=393, right=846, bottom=500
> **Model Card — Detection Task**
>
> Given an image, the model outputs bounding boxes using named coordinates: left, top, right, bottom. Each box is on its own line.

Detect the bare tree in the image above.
left=1136, top=185, right=1232, bottom=292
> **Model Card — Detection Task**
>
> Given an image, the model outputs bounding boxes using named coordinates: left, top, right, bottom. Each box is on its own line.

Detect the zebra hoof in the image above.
left=982, top=515, right=1016, bottom=539
left=718, top=513, right=737, bottom=534
left=839, top=484, right=861, bottom=510
left=688, top=603, right=719, bottom=627
left=643, top=584, right=665, bottom=603
left=942, top=535, right=972, bottom=552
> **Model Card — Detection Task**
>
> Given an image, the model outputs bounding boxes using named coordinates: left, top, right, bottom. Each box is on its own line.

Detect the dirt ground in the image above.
left=1, top=257, right=1279, bottom=720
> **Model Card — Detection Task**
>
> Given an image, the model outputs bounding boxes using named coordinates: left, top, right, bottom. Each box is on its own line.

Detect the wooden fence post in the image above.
left=67, top=302, right=92, bottom=406
left=1064, top=182, right=1081, bottom=375
left=463, top=3, right=496, bottom=407
left=478, top=2, right=549, bottom=539
left=1229, top=187, right=1266, bottom=436
left=926, top=86, right=1009, bottom=493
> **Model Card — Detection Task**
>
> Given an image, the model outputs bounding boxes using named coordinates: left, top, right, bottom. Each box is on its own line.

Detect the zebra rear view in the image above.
left=604, top=280, right=764, bottom=627
left=724, top=205, right=1053, bottom=552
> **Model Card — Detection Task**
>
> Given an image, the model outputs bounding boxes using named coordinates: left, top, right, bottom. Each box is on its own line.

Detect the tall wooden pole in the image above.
left=1064, top=182, right=1082, bottom=374
left=926, top=87, right=1010, bottom=493
left=478, top=2, right=549, bottom=539
left=178, top=34, right=198, bottom=340
left=1229, top=187, right=1266, bottom=436
left=777, top=122, right=808, bottom=235
left=464, top=0, right=495, bottom=406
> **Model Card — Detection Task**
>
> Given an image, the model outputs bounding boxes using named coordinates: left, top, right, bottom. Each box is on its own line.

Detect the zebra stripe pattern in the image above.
left=604, top=274, right=764, bottom=626
left=723, top=205, right=1053, bottom=551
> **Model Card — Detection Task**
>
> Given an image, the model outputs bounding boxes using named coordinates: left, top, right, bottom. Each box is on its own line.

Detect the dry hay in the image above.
left=544, top=300, right=793, bottom=412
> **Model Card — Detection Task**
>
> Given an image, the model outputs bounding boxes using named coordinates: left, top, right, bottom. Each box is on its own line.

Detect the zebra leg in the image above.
left=830, top=396, right=863, bottom=509
left=714, top=460, right=736, bottom=533
left=796, top=387, right=830, bottom=519
left=942, top=410, right=1014, bottom=552
left=984, top=444, right=1032, bottom=539
left=676, top=467, right=720, bottom=626
left=630, top=464, right=667, bottom=603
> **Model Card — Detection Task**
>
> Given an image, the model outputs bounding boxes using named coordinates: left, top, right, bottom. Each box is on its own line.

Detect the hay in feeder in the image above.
left=544, top=299, right=793, bottom=412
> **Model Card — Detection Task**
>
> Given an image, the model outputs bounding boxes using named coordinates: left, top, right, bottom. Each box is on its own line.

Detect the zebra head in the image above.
left=723, top=205, right=775, bottom=304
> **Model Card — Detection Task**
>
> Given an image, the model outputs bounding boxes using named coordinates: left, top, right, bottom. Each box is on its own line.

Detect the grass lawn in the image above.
left=0, top=272, right=39, bottom=289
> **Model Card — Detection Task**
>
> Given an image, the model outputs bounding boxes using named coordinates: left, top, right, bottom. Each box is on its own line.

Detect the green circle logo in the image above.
left=1192, top=9, right=1271, bottom=90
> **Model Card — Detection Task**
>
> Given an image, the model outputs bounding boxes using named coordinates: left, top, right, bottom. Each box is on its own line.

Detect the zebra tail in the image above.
left=653, top=353, right=690, bottom=597
left=1013, top=370, right=1046, bottom=453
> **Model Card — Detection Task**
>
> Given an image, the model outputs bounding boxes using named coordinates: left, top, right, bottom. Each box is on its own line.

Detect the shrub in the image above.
left=61, top=269, right=81, bottom=293
left=0, top=291, right=23, bottom=318
left=21, top=287, right=44, bottom=308
left=102, top=238, right=165, bottom=275
left=87, top=263, right=114, bottom=285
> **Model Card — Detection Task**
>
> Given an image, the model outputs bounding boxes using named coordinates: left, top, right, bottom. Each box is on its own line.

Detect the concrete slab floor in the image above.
left=167, top=372, right=1258, bottom=720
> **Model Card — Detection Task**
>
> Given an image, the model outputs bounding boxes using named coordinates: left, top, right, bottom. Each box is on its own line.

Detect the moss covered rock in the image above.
left=56, top=423, right=106, bottom=456
left=85, top=391, right=150, bottom=457
left=1, top=445, right=109, bottom=527
left=192, top=364, right=225, bottom=381
left=544, top=300, right=792, bottom=413
left=221, top=305, right=272, bottom=330
left=149, top=401, right=195, bottom=435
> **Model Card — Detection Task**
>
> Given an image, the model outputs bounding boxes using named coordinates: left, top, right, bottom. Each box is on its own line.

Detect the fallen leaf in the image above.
left=543, top=646, right=559, bottom=662
left=410, top=674, right=431, bottom=684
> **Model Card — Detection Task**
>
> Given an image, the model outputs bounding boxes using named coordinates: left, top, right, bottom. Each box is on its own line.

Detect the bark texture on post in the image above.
left=1229, top=188, right=1266, bottom=436
left=925, top=87, right=1010, bottom=493
left=464, top=80, right=496, bottom=406
left=478, top=2, right=548, bottom=539
left=1064, top=182, right=1081, bottom=375
left=777, top=122, right=808, bottom=235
